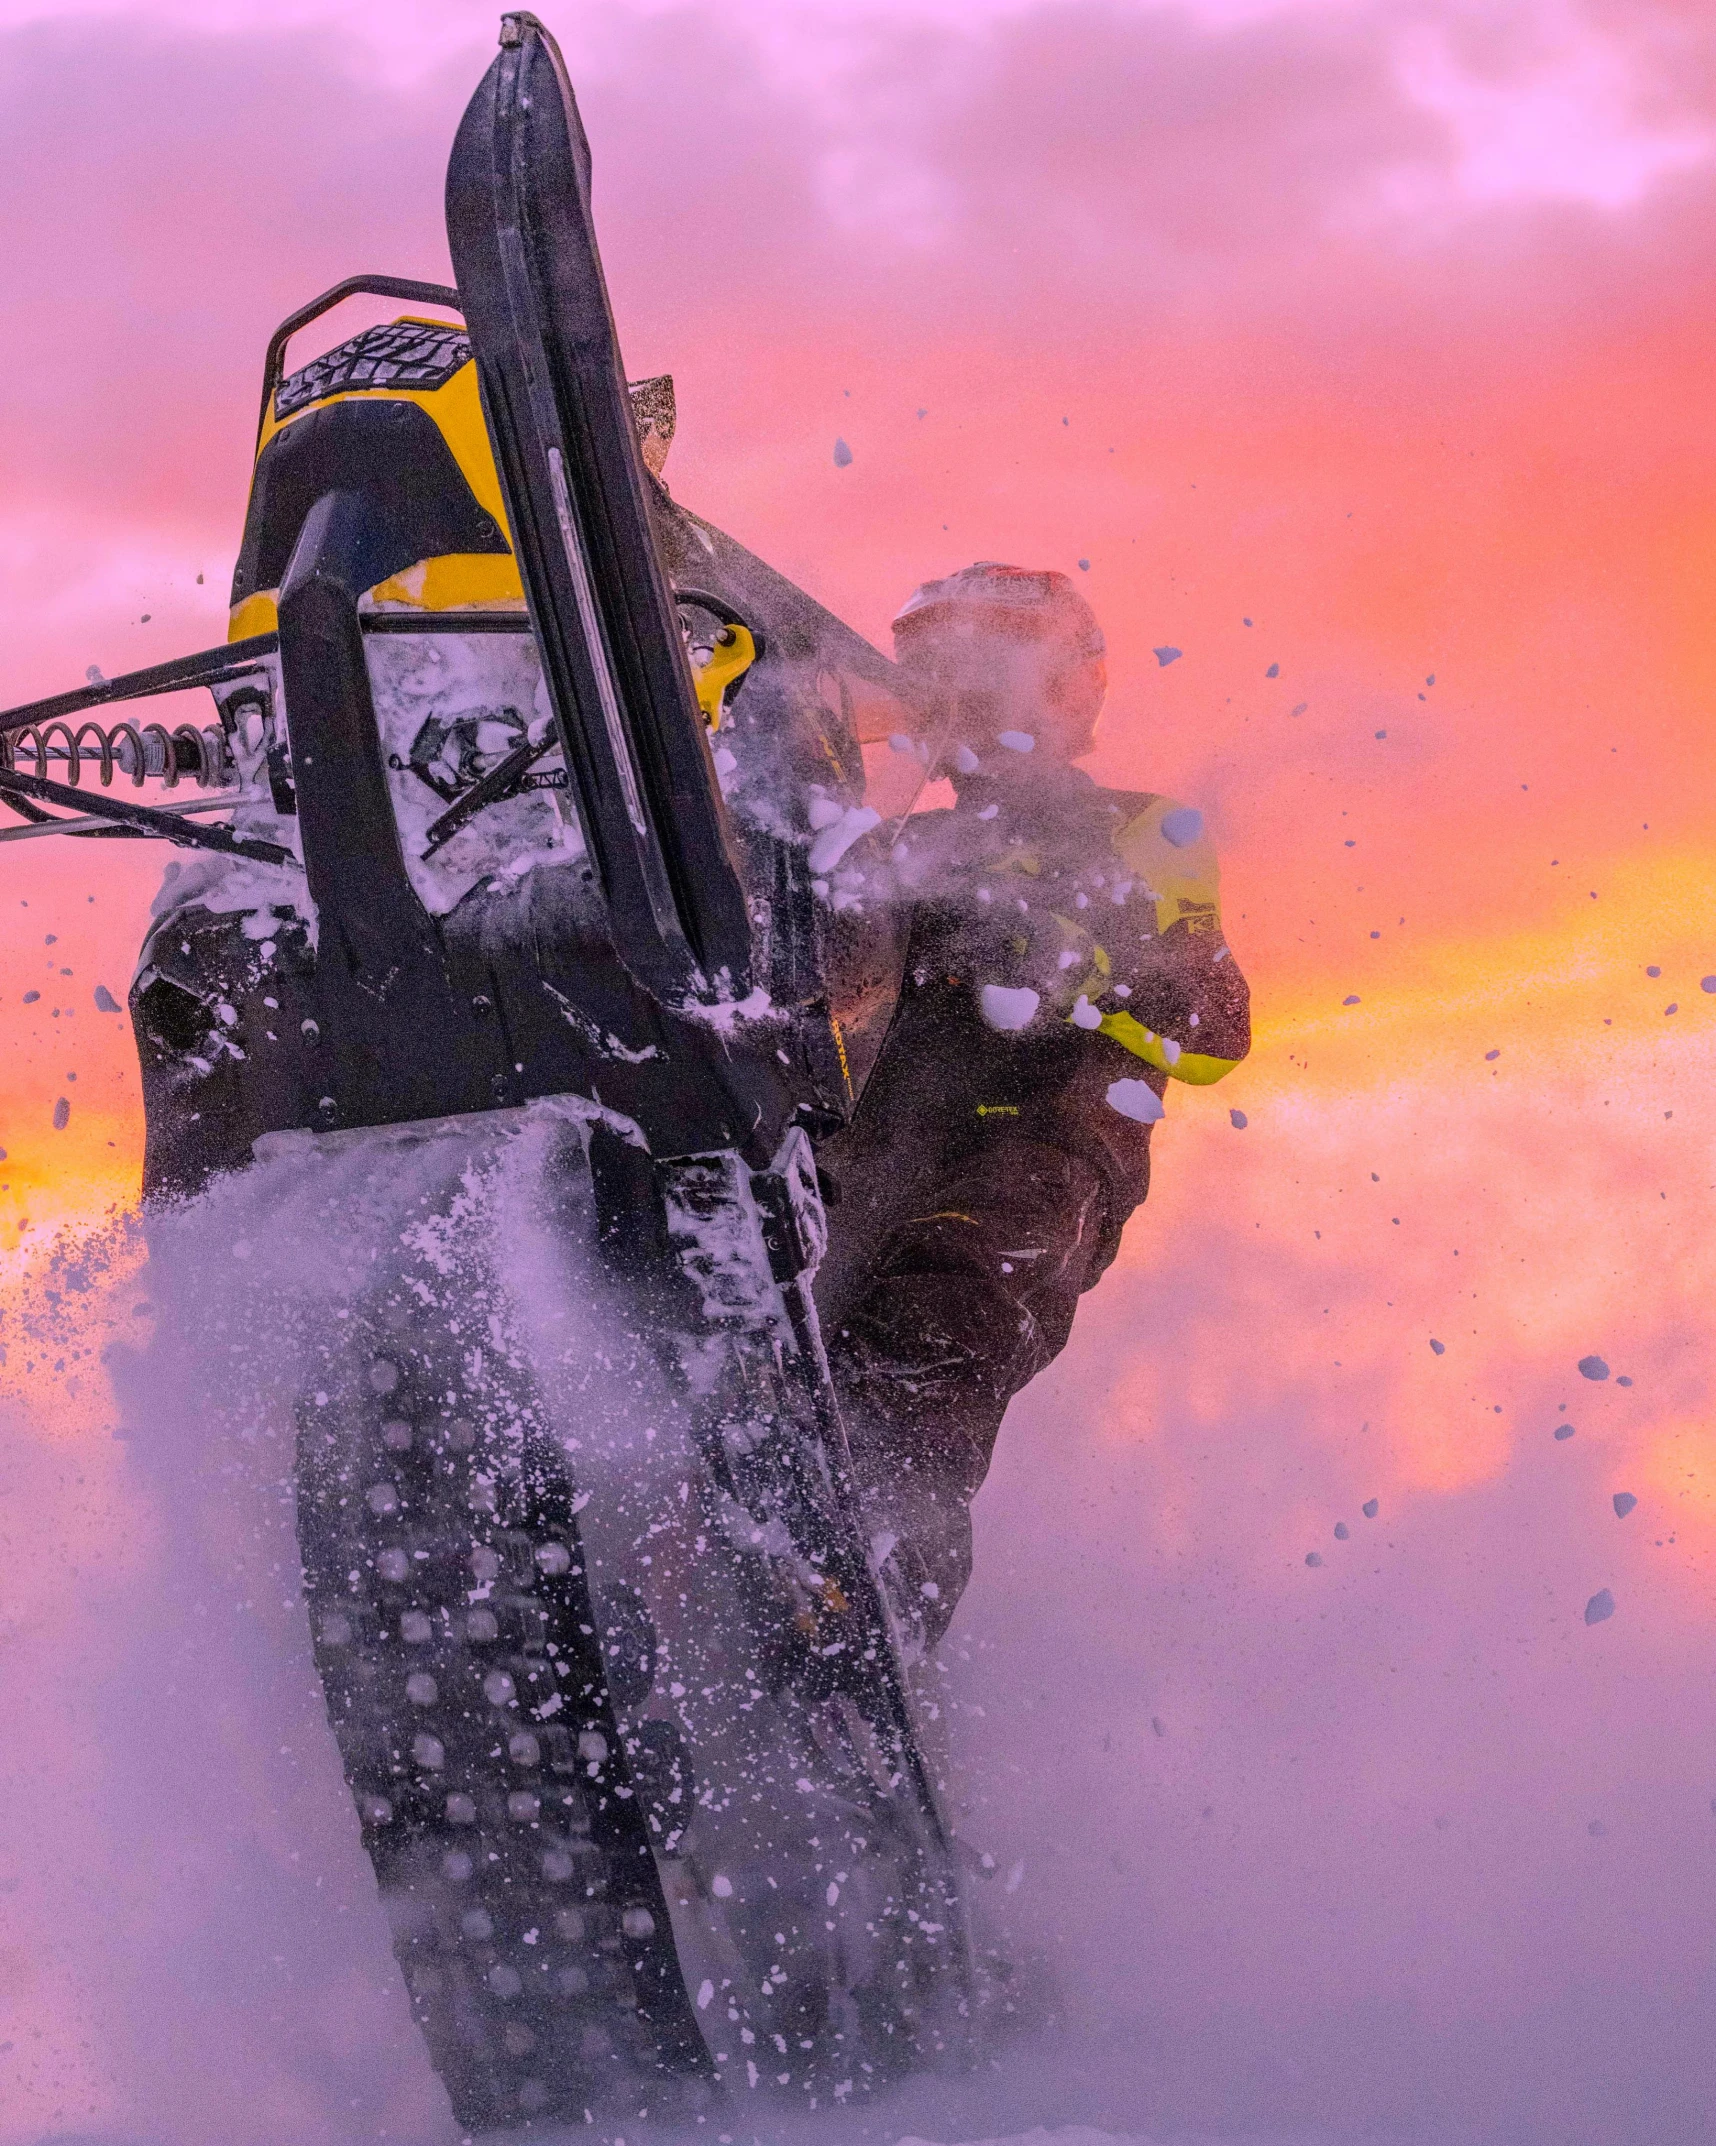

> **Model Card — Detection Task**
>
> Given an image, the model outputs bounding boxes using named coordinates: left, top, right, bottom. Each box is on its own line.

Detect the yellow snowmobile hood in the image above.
left=229, top=314, right=525, bottom=640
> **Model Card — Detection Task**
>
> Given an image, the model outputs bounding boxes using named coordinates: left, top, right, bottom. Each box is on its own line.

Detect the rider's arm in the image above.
left=1062, top=794, right=1251, bottom=1085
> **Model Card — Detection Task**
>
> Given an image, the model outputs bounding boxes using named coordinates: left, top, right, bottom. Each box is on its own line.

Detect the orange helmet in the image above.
left=891, top=563, right=1107, bottom=761
left=891, top=563, right=1105, bottom=661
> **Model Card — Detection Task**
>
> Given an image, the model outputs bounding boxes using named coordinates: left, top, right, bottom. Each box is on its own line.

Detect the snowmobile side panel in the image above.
left=445, top=14, right=753, bottom=1001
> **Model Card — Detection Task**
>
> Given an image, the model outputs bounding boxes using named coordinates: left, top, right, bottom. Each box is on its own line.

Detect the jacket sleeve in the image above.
left=825, top=998, right=1156, bottom=1506
left=826, top=920, right=1250, bottom=1497
left=1080, top=795, right=1250, bottom=1084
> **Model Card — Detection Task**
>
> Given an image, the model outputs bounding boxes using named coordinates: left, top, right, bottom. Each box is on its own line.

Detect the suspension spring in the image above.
left=0, top=717, right=235, bottom=791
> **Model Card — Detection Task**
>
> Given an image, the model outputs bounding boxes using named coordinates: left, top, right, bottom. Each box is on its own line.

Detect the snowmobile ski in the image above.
left=446, top=12, right=753, bottom=1004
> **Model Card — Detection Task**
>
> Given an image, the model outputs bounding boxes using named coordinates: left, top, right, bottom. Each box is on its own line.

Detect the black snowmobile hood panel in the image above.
left=232, top=398, right=512, bottom=609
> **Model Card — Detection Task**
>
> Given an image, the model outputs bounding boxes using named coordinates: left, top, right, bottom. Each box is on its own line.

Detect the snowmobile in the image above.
left=0, top=14, right=970, bottom=2129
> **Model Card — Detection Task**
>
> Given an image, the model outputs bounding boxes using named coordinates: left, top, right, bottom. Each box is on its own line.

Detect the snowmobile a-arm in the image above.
left=0, top=634, right=278, bottom=735
left=0, top=643, right=287, bottom=852
left=0, top=764, right=292, bottom=861
left=446, top=12, right=753, bottom=1003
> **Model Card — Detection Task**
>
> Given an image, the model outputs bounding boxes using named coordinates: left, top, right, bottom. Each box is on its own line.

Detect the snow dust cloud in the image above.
left=2, top=896, right=1713, bottom=2146
left=940, top=947, right=1716, bottom=2146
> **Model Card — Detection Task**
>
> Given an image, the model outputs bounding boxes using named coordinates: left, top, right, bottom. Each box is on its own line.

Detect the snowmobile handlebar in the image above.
left=257, top=276, right=463, bottom=447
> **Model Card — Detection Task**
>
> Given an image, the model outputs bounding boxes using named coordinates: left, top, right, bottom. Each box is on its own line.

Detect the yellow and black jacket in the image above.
left=815, top=756, right=1249, bottom=1635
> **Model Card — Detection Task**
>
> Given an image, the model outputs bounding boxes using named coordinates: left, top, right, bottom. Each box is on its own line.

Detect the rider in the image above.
left=814, top=564, right=1250, bottom=1644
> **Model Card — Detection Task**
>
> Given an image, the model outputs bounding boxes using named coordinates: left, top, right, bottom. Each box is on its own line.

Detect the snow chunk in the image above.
left=979, top=984, right=1040, bottom=1032
left=1070, top=995, right=1101, bottom=1030
left=1159, top=806, right=1204, bottom=848
left=1613, top=1492, right=1638, bottom=1518
left=1153, top=646, right=1182, bottom=667
left=807, top=805, right=880, bottom=874
left=1229, top=1108, right=1248, bottom=1129
left=1584, top=1588, right=1616, bottom=1626
left=1105, top=1078, right=1164, bottom=1123
left=93, top=984, right=121, bottom=1013
left=1578, top=1355, right=1611, bottom=1381
left=996, top=729, right=1035, bottom=754
left=679, top=985, right=775, bottom=1035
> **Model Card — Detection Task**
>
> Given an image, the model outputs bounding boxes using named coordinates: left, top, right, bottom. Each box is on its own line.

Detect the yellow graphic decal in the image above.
left=1082, top=1008, right=1238, bottom=1086
left=1112, top=795, right=1223, bottom=939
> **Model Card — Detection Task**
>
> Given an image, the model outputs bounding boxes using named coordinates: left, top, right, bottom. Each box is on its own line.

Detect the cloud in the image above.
left=857, top=2, right=1448, bottom=278
left=0, top=18, right=463, bottom=527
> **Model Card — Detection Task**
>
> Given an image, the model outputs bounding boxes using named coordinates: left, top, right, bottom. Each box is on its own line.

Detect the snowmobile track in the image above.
left=294, top=1249, right=711, bottom=2129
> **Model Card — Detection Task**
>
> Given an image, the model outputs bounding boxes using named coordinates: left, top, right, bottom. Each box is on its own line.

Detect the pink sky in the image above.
left=1, top=4, right=1715, bottom=2140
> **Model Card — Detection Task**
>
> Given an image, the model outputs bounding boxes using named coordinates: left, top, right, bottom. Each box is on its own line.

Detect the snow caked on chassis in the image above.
left=0, top=13, right=982, bottom=2130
